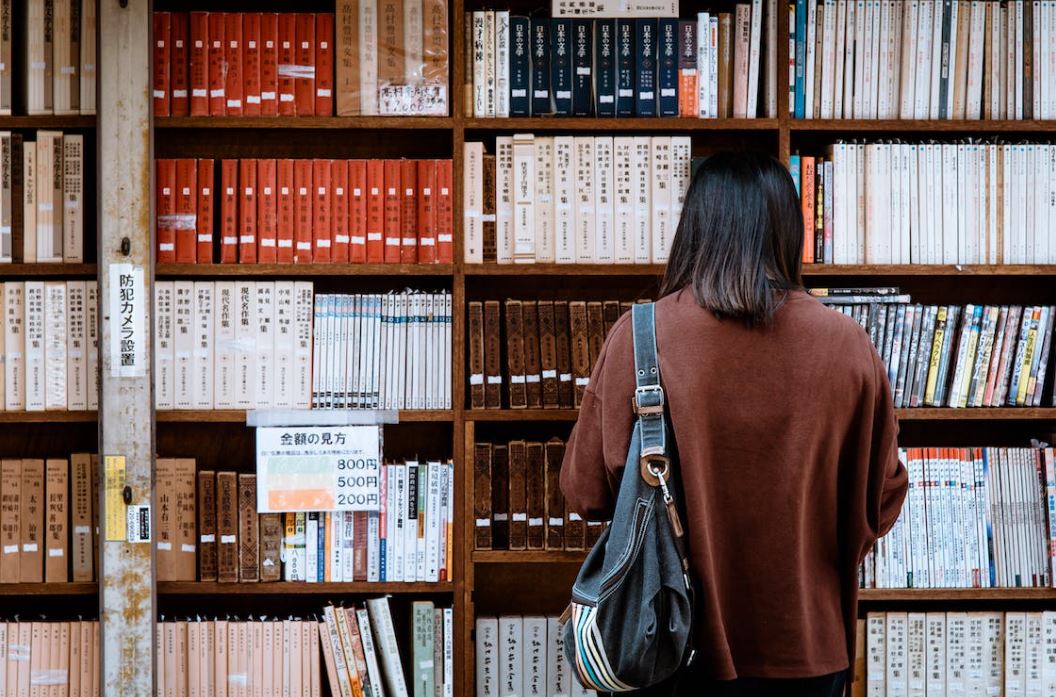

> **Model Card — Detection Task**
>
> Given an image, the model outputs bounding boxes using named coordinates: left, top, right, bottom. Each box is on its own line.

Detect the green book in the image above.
left=412, top=600, right=436, bottom=697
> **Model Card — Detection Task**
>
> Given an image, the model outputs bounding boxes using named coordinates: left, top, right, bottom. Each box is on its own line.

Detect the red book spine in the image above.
left=257, top=159, right=278, bottom=263
left=196, top=159, right=215, bottom=263
left=276, top=159, right=295, bottom=263
left=224, top=12, right=244, bottom=116
left=220, top=160, right=239, bottom=263
left=349, top=160, right=368, bottom=263
left=365, top=160, right=384, bottom=263
left=331, top=160, right=350, bottom=263
left=156, top=159, right=176, bottom=263
left=189, top=12, right=210, bottom=116
left=294, top=14, right=316, bottom=116
left=382, top=160, right=401, bottom=263
left=312, top=159, right=332, bottom=263
left=208, top=13, right=226, bottom=115
left=314, top=13, right=334, bottom=116
left=437, top=159, right=453, bottom=263
left=242, top=13, right=262, bottom=116
left=293, top=160, right=314, bottom=263
left=170, top=13, right=190, bottom=116
left=174, top=159, right=198, bottom=263
left=277, top=14, right=297, bottom=115
left=259, top=13, right=279, bottom=116
left=152, top=12, right=171, bottom=116
left=417, top=159, right=437, bottom=264
left=238, top=159, right=257, bottom=263
left=400, top=160, right=418, bottom=263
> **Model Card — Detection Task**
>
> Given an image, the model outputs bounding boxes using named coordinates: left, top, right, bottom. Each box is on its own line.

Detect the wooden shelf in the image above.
left=467, top=408, right=1056, bottom=422
left=789, top=119, right=1056, bottom=132
left=157, top=263, right=454, bottom=277
left=0, top=411, right=97, bottom=422
left=0, top=583, right=98, bottom=596
left=464, top=263, right=1056, bottom=277
left=0, top=115, right=96, bottom=128
left=473, top=551, right=589, bottom=563
left=0, top=263, right=97, bottom=277
left=155, top=116, right=453, bottom=130
left=464, top=264, right=664, bottom=276
left=158, top=581, right=455, bottom=595
left=859, top=588, right=1056, bottom=601
left=466, top=409, right=579, bottom=422
left=156, top=409, right=455, bottom=423
left=464, top=117, right=779, bottom=131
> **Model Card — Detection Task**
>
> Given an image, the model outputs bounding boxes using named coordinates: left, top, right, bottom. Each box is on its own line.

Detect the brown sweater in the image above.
left=560, top=288, right=908, bottom=680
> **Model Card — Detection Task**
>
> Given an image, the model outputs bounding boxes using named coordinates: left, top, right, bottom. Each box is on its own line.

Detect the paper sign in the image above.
left=108, top=264, right=146, bottom=377
left=256, top=425, right=381, bottom=512
left=126, top=505, right=151, bottom=543
left=104, top=455, right=126, bottom=541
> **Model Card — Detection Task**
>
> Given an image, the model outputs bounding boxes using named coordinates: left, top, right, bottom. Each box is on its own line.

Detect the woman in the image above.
left=559, top=151, right=908, bottom=697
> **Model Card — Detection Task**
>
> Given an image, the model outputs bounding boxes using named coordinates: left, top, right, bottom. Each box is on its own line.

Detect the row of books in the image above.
left=863, top=611, right=1056, bottom=695
left=475, top=615, right=597, bottom=697
left=792, top=142, right=1056, bottom=265
left=465, top=10, right=775, bottom=119
left=321, top=601, right=454, bottom=697
left=0, top=621, right=99, bottom=696
left=791, top=0, right=1056, bottom=120
left=152, top=6, right=447, bottom=118
left=468, top=299, right=636, bottom=410
left=473, top=438, right=602, bottom=552
left=154, top=281, right=315, bottom=411
left=0, top=282, right=98, bottom=413
left=0, top=455, right=98, bottom=584
left=813, top=292, right=1055, bottom=408
left=312, top=292, right=452, bottom=411
left=161, top=460, right=454, bottom=585
left=463, top=136, right=691, bottom=265
left=21, top=0, right=97, bottom=115
left=155, top=158, right=454, bottom=266
left=0, top=132, right=86, bottom=264
left=861, top=447, right=1054, bottom=590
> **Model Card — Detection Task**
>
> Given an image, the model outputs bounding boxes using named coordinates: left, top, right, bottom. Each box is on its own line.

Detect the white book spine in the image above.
left=359, top=0, right=379, bottom=115
left=476, top=618, right=499, bottom=697
left=513, top=133, right=536, bottom=262
left=572, top=137, right=595, bottom=263
left=498, top=616, right=523, bottom=697
left=632, top=137, right=652, bottom=263
left=697, top=13, right=710, bottom=118
left=366, top=597, right=410, bottom=697
left=650, top=137, right=672, bottom=263
left=86, top=280, right=98, bottom=410
left=925, top=612, right=946, bottom=696
left=172, top=281, right=194, bottom=410
left=613, top=137, right=635, bottom=263
left=192, top=281, right=214, bottom=410
left=484, top=11, right=496, bottom=117
left=212, top=282, right=235, bottom=409
left=43, top=281, right=66, bottom=410
left=669, top=137, right=692, bottom=260
left=534, top=137, right=555, bottom=263
left=523, top=617, right=546, bottom=697
left=496, top=136, right=514, bottom=264
left=294, top=282, right=313, bottom=409
left=495, top=12, right=511, bottom=118
left=867, top=613, right=886, bottom=696
left=425, top=461, right=442, bottom=581
left=463, top=142, right=484, bottom=263
left=305, top=513, right=318, bottom=583
left=233, top=281, right=257, bottom=409
left=340, top=511, right=355, bottom=582
left=806, top=0, right=818, bottom=118
left=553, top=137, right=575, bottom=264
left=472, top=12, right=486, bottom=117
left=443, top=608, right=454, bottom=697
left=273, top=282, right=295, bottom=408
left=821, top=0, right=837, bottom=118
left=593, top=137, right=614, bottom=263
left=154, top=282, right=175, bottom=410
left=356, top=608, right=387, bottom=697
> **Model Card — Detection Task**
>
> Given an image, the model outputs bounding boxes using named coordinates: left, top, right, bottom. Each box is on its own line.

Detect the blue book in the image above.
left=594, top=19, right=617, bottom=116
left=634, top=19, right=657, bottom=116
left=571, top=20, right=593, bottom=115
left=509, top=16, right=531, bottom=116
left=316, top=513, right=325, bottom=582
left=616, top=20, right=636, bottom=116
left=794, top=0, right=807, bottom=118
left=550, top=19, right=573, bottom=114
left=530, top=18, right=551, bottom=114
left=789, top=154, right=801, bottom=196
left=657, top=18, right=679, bottom=117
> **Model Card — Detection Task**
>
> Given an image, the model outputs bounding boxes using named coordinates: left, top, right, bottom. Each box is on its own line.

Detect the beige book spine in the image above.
left=19, top=459, right=43, bottom=582
left=336, top=1, right=361, bottom=115
left=62, top=134, right=82, bottom=262
left=79, top=0, right=96, bottom=114
left=43, top=457, right=67, bottom=581
left=22, top=144, right=36, bottom=263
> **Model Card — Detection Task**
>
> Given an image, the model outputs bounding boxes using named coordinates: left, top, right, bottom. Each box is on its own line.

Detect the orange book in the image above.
left=175, top=158, right=198, bottom=263
left=312, top=159, right=332, bottom=262
left=196, top=159, right=215, bottom=263
left=257, top=158, right=278, bottom=262
left=276, top=159, right=295, bottom=263
left=382, top=160, right=401, bottom=263
left=238, top=159, right=258, bottom=263
left=799, top=156, right=815, bottom=264
left=294, top=14, right=316, bottom=116
left=277, top=14, right=297, bottom=116
left=315, top=13, right=335, bottom=116
left=156, top=159, right=177, bottom=263
left=220, top=159, right=239, bottom=263
left=417, top=159, right=437, bottom=264
left=293, top=160, right=314, bottom=263
left=331, top=159, right=350, bottom=263
left=260, top=13, right=279, bottom=116
left=243, top=13, right=262, bottom=117
left=436, top=159, right=453, bottom=263
left=399, top=160, right=418, bottom=263
left=189, top=12, right=209, bottom=116
left=171, top=13, right=190, bottom=116
left=153, top=12, right=171, bottom=117
left=349, top=160, right=368, bottom=263
left=208, top=13, right=227, bottom=116
left=365, top=160, right=384, bottom=263
left=224, top=12, right=244, bottom=116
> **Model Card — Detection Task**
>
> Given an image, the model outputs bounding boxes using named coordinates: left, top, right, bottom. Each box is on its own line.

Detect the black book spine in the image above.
left=938, top=0, right=953, bottom=119
left=595, top=19, right=616, bottom=116
left=657, top=18, right=679, bottom=117
left=616, top=19, right=635, bottom=116
left=531, top=18, right=552, bottom=115
left=551, top=18, right=573, bottom=115
left=509, top=16, right=531, bottom=116
left=634, top=19, right=657, bottom=116
left=571, top=19, right=594, bottom=116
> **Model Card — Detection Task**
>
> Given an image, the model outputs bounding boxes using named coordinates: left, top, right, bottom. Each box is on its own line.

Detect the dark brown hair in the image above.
left=659, top=151, right=804, bottom=326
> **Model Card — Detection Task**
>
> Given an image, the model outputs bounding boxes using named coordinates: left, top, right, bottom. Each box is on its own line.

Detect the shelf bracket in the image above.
left=97, top=0, right=155, bottom=694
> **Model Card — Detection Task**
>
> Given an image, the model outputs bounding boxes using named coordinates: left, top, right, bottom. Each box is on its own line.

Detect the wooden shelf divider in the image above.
left=157, top=263, right=454, bottom=277
left=465, top=408, right=1056, bottom=422
left=155, top=116, right=455, bottom=130
left=157, top=581, right=456, bottom=595
left=0, top=411, right=97, bottom=423
left=463, top=263, right=1056, bottom=277
left=0, top=583, right=99, bottom=596
left=0, top=263, right=98, bottom=277
left=0, top=115, right=97, bottom=129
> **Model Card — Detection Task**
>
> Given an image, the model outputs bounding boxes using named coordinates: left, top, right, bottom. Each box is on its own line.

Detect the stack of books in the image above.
left=0, top=621, right=100, bottom=694
left=475, top=615, right=597, bottom=697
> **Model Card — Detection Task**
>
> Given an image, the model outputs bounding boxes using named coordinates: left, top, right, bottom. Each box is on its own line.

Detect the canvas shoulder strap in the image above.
left=631, top=302, right=667, bottom=460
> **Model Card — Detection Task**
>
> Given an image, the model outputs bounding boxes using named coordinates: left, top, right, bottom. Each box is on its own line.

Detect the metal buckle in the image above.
left=632, top=384, right=665, bottom=415
left=640, top=454, right=671, bottom=488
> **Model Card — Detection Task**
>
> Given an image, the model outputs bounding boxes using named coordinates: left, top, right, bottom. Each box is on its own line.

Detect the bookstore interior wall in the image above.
left=4, top=0, right=1056, bottom=694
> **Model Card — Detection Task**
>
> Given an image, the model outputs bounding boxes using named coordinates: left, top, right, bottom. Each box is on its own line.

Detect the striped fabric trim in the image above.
left=570, top=603, right=635, bottom=693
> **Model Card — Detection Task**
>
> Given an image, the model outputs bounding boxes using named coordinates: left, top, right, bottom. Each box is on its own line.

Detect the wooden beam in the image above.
left=97, top=0, right=155, bottom=694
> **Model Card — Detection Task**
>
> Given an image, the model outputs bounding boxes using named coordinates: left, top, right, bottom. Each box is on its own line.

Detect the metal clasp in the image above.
left=640, top=454, right=671, bottom=491
left=632, top=384, right=665, bottom=415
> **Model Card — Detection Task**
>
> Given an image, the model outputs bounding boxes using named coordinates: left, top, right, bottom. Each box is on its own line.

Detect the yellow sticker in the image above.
left=104, top=455, right=127, bottom=541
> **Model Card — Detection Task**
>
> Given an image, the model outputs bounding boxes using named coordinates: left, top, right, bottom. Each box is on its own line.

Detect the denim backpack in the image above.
left=562, top=302, right=695, bottom=692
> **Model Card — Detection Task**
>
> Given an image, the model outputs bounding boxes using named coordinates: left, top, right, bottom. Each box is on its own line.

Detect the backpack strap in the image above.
left=631, top=303, right=668, bottom=471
